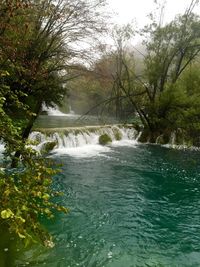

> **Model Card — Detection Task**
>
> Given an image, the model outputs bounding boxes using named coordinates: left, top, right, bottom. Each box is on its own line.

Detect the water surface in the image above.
left=34, top=115, right=118, bottom=128
left=15, top=143, right=200, bottom=267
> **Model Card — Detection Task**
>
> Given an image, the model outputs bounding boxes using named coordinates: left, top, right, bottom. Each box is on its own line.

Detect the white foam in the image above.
left=52, top=144, right=111, bottom=158
left=112, top=139, right=138, bottom=147
left=42, top=103, right=79, bottom=117
left=45, top=106, right=69, bottom=116
left=0, top=143, right=5, bottom=154
left=163, top=144, right=200, bottom=151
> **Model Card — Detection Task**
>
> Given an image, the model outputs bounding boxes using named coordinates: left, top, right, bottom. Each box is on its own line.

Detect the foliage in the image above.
left=77, top=1, right=200, bottom=145
left=100, top=2, right=200, bottom=144
left=67, top=65, right=113, bottom=115
left=0, top=158, right=68, bottom=245
left=0, top=0, right=107, bottom=246
left=0, top=79, right=67, bottom=245
left=67, top=27, right=137, bottom=119
left=0, top=0, right=107, bottom=124
left=138, top=4, right=200, bottom=137
left=0, top=70, right=67, bottom=244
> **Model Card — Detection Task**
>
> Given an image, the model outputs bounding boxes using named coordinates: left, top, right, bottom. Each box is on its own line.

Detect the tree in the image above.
left=0, top=0, right=107, bottom=246
left=0, top=0, right=107, bottom=164
left=132, top=1, right=200, bottom=141
left=76, top=25, right=140, bottom=119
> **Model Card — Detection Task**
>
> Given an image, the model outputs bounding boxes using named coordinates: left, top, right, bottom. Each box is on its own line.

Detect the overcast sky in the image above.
left=108, top=0, right=200, bottom=27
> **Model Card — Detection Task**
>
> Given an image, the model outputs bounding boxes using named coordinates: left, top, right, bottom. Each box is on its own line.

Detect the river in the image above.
left=2, top=114, right=200, bottom=267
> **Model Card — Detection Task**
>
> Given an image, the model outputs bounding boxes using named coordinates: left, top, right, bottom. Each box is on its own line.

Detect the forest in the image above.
left=0, top=0, right=200, bottom=257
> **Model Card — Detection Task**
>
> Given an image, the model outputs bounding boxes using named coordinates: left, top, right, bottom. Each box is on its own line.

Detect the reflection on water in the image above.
left=9, top=144, right=200, bottom=267
left=34, top=115, right=118, bottom=129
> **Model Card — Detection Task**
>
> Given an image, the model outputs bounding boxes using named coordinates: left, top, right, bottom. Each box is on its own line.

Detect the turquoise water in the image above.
left=15, top=143, right=200, bottom=267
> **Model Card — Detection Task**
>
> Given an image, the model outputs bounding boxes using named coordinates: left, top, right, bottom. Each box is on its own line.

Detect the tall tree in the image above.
left=133, top=1, right=200, bottom=141
left=0, top=0, right=107, bottom=164
left=0, top=0, right=107, bottom=245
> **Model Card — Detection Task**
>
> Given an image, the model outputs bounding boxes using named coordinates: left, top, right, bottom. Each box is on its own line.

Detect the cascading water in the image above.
left=42, top=103, right=77, bottom=117
left=29, top=125, right=139, bottom=157
left=0, top=143, right=4, bottom=152
left=0, top=143, right=5, bottom=159
left=68, top=104, right=75, bottom=114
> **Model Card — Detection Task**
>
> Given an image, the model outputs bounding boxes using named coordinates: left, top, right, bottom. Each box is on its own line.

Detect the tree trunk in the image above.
left=11, top=101, right=42, bottom=168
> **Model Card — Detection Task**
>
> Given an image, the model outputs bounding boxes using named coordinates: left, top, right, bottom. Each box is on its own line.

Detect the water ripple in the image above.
left=15, top=144, right=200, bottom=267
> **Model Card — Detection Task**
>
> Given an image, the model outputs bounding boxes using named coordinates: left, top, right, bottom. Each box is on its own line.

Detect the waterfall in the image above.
left=69, top=105, right=75, bottom=115
left=42, top=103, right=75, bottom=116
left=0, top=143, right=4, bottom=154
left=169, top=131, right=176, bottom=146
left=29, top=125, right=139, bottom=156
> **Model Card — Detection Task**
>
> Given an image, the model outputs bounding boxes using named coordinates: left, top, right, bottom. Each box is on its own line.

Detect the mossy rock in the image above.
left=112, top=128, right=122, bottom=141
left=138, top=129, right=151, bottom=143
left=99, top=134, right=112, bottom=145
left=192, top=137, right=200, bottom=147
left=115, top=131, right=122, bottom=141
left=131, top=123, right=141, bottom=132
left=41, top=141, right=57, bottom=154
left=156, top=132, right=170, bottom=144
left=156, top=134, right=165, bottom=145
left=175, top=128, right=194, bottom=146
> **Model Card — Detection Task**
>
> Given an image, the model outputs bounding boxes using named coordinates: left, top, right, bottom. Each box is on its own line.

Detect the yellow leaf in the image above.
left=1, top=209, right=14, bottom=219
left=18, top=232, right=26, bottom=239
left=16, top=216, right=26, bottom=223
